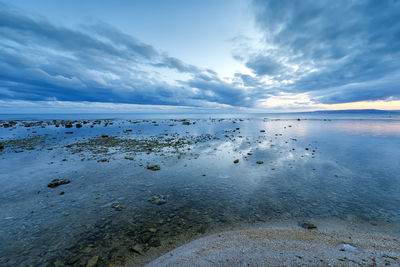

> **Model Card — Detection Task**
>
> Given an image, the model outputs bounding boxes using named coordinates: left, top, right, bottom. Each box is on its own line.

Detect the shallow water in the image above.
left=0, top=115, right=400, bottom=266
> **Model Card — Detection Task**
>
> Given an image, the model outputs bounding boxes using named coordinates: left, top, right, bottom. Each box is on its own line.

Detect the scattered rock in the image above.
left=256, top=161, right=264, bottom=164
left=86, top=255, right=99, bottom=267
left=147, top=165, right=160, bottom=171
left=101, top=134, right=109, bottom=138
left=182, top=121, right=191, bottom=125
left=48, top=178, right=70, bottom=188
left=260, top=130, right=265, bottom=132
left=149, top=195, right=167, bottom=205
left=131, top=244, right=144, bottom=255
left=233, top=159, right=239, bottom=164
left=112, top=203, right=124, bottom=211
left=124, top=156, right=134, bottom=160
left=75, top=123, right=82, bottom=128
left=0, top=143, right=4, bottom=150
left=300, top=222, right=317, bottom=229
left=65, top=132, right=73, bottom=134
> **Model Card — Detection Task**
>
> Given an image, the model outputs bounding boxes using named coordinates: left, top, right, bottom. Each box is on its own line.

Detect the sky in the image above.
left=0, top=0, right=400, bottom=113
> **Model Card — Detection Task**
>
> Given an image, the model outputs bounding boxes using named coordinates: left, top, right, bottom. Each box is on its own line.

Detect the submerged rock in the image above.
left=147, top=165, right=160, bottom=171
left=182, top=121, right=191, bottom=125
left=48, top=178, right=70, bottom=188
left=131, top=244, right=144, bottom=255
left=86, top=255, right=99, bottom=267
left=149, top=195, right=167, bottom=205
left=233, top=159, right=239, bottom=164
left=256, top=161, right=264, bottom=164
left=300, top=222, right=317, bottom=229
left=112, top=203, right=124, bottom=211
left=101, top=134, right=109, bottom=138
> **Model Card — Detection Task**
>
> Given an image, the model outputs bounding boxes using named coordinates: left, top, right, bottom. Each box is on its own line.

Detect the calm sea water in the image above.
left=0, top=113, right=399, bottom=266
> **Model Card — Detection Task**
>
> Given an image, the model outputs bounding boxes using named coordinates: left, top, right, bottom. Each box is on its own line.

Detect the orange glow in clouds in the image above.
left=325, top=100, right=400, bottom=110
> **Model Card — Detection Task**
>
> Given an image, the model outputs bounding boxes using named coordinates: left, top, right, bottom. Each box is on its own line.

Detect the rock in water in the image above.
left=86, top=255, right=99, bottom=267
left=131, top=244, right=144, bottom=255
left=233, top=159, right=239, bottom=164
left=112, top=203, right=124, bottom=211
left=147, top=165, right=160, bottom=171
left=300, top=222, right=317, bottom=229
left=149, top=195, right=167, bottom=205
left=48, top=178, right=70, bottom=188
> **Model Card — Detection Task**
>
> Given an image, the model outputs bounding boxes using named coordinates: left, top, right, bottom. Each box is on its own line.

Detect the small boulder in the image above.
left=86, top=255, right=99, bottom=267
left=300, top=222, right=317, bottom=229
left=147, top=165, right=160, bottom=171
left=149, top=195, right=167, bottom=205
left=256, top=161, right=264, bottom=164
left=48, top=178, right=70, bottom=188
left=233, top=159, right=239, bottom=164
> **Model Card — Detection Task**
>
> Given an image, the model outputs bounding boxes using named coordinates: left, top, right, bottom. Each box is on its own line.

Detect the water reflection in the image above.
left=0, top=117, right=399, bottom=266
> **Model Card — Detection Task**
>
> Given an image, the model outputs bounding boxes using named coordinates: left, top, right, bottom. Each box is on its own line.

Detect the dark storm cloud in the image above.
left=248, top=0, right=400, bottom=103
left=0, top=3, right=238, bottom=107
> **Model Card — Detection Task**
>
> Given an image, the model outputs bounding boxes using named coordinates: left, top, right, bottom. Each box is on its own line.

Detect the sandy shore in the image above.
left=123, top=219, right=400, bottom=267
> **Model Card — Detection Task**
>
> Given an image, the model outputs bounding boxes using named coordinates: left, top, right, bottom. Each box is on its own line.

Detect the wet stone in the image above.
left=300, top=222, right=317, bottom=229
left=149, top=195, right=167, bottom=205
left=256, top=161, right=264, bottom=164
left=147, top=165, right=160, bottom=171
left=112, top=204, right=124, bottom=211
left=86, top=255, right=99, bottom=267
left=48, top=178, right=70, bottom=188
left=131, top=244, right=144, bottom=255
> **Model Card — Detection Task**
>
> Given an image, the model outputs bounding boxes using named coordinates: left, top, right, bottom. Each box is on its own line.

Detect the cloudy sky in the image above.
left=1, top=0, right=399, bottom=113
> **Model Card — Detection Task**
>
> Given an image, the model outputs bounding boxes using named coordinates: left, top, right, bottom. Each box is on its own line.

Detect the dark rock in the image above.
left=300, top=222, right=317, bottom=229
left=112, top=203, right=124, bottom=211
left=75, top=123, right=82, bottom=128
left=131, top=244, right=144, bottom=255
left=256, top=161, right=264, bottom=164
left=147, top=165, right=160, bottom=171
left=48, top=178, right=70, bottom=188
left=149, top=195, right=167, bottom=205
left=101, top=134, right=108, bottom=138
left=182, top=121, right=191, bottom=125
left=233, top=159, right=239, bottom=164
left=86, top=255, right=99, bottom=267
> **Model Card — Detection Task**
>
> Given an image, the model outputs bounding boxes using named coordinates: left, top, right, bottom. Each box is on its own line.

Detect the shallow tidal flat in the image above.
left=0, top=116, right=400, bottom=266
